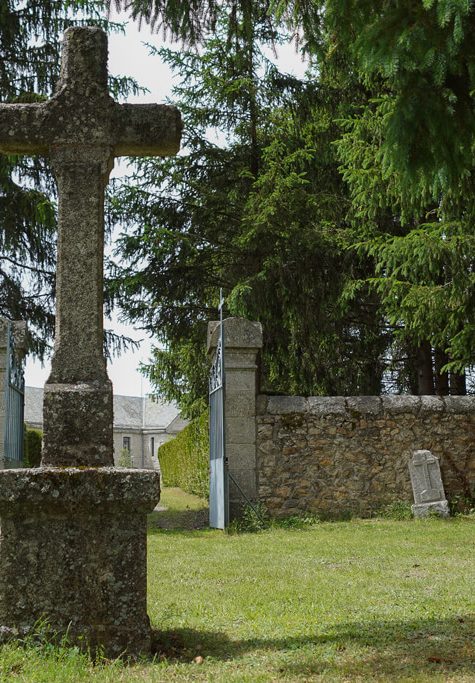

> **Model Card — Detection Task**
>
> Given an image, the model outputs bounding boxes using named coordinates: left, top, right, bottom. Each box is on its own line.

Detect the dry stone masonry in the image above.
left=0, top=27, right=181, bottom=656
left=257, top=395, right=475, bottom=518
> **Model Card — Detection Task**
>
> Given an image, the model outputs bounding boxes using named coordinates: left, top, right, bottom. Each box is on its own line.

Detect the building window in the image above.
left=123, top=436, right=131, bottom=451
left=150, top=437, right=155, bottom=457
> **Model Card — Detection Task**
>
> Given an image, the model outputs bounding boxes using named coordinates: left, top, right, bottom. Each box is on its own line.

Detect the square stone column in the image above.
left=207, top=317, right=263, bottom=520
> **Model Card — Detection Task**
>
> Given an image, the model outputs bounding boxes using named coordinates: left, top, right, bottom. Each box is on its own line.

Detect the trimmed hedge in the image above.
left=24, top=426, right=42, bottom=467
left=157, top=411, right=209, bottom=499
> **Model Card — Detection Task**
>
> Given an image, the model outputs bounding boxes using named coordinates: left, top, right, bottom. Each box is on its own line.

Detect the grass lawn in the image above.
left=1, top=489, right=474, bottom=682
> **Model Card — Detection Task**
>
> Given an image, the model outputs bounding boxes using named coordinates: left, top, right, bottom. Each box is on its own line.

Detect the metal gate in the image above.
left=4, top=321, right=25, bottom=468
left=209, top=292, right=229, bottom=529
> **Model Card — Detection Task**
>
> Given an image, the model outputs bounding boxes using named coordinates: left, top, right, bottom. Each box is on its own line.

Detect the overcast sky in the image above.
left=25, top=17, right=306, bottom=397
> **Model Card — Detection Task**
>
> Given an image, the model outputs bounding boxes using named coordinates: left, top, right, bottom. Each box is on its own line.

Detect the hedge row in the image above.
left=24, top=426, right=42, bottom=467
left=157, top=411, right=209, bottom=499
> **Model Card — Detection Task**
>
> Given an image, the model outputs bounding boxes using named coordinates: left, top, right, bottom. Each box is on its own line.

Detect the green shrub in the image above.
left=448, top=493, right=475, bottom=516
left=118, top=448, right=132, bottom=468
left=273, top=513, right=321, bottom=529
left=157, top=411, right=209, bottom=499
left=24, top=426, right=42, bottom=467
left=228, top=503, right=270, bottom=533
left=380, top=500, right=413, bottom=520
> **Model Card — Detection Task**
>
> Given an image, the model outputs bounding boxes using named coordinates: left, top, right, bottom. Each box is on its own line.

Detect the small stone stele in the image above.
left=408, top=449, right=449, bottom=518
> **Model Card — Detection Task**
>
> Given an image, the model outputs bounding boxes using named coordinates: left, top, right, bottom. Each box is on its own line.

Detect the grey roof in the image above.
left=166, top=413, right=189, bottom=434
left=24, top=387, right=182, bottom=432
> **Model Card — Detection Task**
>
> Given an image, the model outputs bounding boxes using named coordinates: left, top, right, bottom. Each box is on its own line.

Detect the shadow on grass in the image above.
left=151, top=614, right=475, bottom=678
left=148, top=507, right=209, bottom=531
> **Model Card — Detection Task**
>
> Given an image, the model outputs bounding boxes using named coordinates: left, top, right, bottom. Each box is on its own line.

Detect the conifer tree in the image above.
left=108, top=7, right=389, bottom=413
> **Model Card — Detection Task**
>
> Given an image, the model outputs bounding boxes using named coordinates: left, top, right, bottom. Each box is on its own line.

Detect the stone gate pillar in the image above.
left=207, top=317, right=263, bottom=520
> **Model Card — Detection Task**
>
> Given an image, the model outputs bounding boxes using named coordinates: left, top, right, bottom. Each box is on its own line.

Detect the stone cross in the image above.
left=0, top=27, right=179, bottom=657
left=0, top=27, right=181, bottom=466
left=408, top=449, right=449, bottom=518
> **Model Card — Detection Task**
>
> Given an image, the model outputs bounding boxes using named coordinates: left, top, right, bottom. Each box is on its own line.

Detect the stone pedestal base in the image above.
left=0, top=467, right=160, bottom=658
left=412, top=500, right=450, bottom=518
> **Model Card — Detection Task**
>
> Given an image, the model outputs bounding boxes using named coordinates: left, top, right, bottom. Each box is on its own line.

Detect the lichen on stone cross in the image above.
left=0, top=27, right=182, bottom=467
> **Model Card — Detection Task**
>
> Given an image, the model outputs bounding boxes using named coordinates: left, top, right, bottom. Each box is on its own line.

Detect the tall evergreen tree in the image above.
left=108, top=7, right=390, bottom=414
left=110, top=0, right=475, bottom=398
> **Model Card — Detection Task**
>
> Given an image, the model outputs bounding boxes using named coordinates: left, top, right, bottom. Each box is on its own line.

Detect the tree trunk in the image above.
left=450, top=370, right=467, bottom=395
left=417, top=341, right=434, bottom=395
left=434, top=348, right=449, bottom=395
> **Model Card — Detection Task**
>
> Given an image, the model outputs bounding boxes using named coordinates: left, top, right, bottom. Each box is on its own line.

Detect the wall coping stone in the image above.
left=443, top=396, right=475, bottom=413
left=419, top=396, right=445, bottom=413
left=307, top=396, right=347, bottom=415
left=260, top=394, right=475, bottom=417
left=346, top=396, right=382, bottom=415
left=267, top=396, right=307, bottom=414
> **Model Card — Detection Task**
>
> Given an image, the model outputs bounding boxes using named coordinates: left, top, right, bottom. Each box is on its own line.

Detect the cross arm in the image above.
left=0, top=103, right=49, bottom=154
left=113, top=103, right=182, bottom=157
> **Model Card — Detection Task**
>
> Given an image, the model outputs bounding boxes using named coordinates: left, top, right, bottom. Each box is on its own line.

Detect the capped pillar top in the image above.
left=207, top=317, right=263, bottom=353
left=58, top=27, right=108, bottom=93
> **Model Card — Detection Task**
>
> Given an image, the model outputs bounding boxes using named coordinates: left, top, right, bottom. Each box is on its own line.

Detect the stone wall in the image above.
left=257, top=395, right=475, bottom=518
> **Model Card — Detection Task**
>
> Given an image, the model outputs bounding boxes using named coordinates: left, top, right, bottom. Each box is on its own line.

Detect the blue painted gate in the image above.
left=4, top=321, right=25, bottom=467
left=209, top=294, right=229, bottom=529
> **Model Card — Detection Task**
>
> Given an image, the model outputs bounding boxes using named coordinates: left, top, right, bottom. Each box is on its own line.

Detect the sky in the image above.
left=25, top=15, right=307, bottom=397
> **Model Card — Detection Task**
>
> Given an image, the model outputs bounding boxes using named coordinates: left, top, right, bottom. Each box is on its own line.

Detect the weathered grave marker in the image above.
left=409, top=449, right=449, bottom=518
left=0, top=27, right=181, bottom=656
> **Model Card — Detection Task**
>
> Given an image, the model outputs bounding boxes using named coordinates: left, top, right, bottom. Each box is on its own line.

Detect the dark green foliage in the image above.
left=109, top=9, right=389, bottom=410
left=157, top=412, right=209, bottom=499
left=228, top=503, right=270, bottom=533
left=109, top=0, right=475, bottom=402
left=276, top=0, right=475, bottom=381
left=282, top=0, right=475, bottom=198
left=108, top=0, right=276, bottom=44
left=24, top=426, right=42, bottom=467
left=380, top=501, right=413, bottom=521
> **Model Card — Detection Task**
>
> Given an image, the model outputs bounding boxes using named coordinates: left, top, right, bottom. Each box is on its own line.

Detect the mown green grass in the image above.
left=1, top=490, right=474, bottom=682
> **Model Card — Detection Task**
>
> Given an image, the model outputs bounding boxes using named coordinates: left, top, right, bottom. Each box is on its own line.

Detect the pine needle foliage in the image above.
left=108, top=8, right=389, bottom=411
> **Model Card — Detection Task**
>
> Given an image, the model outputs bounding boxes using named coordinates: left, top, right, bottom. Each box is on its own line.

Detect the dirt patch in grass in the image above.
left=148, top=487, right=209, bottom=530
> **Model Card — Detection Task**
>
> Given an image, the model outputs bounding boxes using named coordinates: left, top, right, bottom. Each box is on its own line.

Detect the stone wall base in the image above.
left=0, top=467, right=160, bottom=658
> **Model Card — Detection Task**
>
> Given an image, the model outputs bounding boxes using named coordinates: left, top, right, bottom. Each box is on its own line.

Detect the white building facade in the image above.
left=24, top=387, right=187, bottom=470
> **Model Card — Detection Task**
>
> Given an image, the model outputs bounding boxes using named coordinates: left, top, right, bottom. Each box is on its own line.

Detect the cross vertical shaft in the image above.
left=50, top=148, right=112, bottom=383
left=42, top=147, right=114, bottom=466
